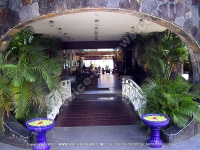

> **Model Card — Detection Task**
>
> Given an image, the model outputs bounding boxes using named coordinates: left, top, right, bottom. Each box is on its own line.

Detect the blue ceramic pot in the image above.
left=142, top=114, right=170, bottom=148
left=26, top=118, right=55, bottom=150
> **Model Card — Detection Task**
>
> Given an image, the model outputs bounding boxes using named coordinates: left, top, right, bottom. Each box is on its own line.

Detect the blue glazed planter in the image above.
left=142, top=114, right=170, bottom=148
left=26, top=118, right=55, bottom=150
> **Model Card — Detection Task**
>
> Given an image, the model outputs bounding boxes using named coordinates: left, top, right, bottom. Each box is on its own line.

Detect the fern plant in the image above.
left=141, top=75, right=200, bottom=128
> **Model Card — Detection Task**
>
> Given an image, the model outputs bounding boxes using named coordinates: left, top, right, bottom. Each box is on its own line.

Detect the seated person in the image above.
left=82, top=64, right=87, bottom=72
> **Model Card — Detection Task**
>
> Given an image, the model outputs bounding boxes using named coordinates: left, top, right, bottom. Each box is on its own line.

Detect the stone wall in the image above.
left=0, top=0, right=200, bottom=83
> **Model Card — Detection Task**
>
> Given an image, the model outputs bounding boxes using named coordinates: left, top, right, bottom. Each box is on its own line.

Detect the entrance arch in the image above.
left=0, top=0, right=200, bottom=83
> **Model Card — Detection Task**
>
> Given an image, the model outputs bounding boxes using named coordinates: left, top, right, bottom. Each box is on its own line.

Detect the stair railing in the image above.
left=46, top=80, right=72, bottom=119
left=122, top=78, right=146, bottom=117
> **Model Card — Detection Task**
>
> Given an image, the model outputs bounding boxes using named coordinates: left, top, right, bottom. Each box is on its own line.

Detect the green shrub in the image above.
left=141, top=75, right=200, bottom=128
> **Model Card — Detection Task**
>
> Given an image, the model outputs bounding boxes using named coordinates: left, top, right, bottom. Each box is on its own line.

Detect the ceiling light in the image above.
left=49, top=20, right=54, bottom=27
left=64, top=33, right=67, bottom=36
left=94, top=19, right=99, bottom=26
left=95, top=27, right=98, bottom=31
left=125, top=32, right=129, bottom=36
left=131, top=27, right=135, bottom=33
left=58, top=28, right=62, bottom=33
left=138, top=19, right=146, bottom=30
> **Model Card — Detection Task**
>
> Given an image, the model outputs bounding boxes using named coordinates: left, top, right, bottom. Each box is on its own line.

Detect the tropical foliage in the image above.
left=0, top=29, right=63, bottom=129
left=140, top=30, right=200, bottom=128
left=141, top=76, right=200, bottom=128
left=141, top=30, right=189, bottom=82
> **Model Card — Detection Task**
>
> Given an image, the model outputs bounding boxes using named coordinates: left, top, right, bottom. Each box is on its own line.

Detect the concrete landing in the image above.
left=1, top=125, right=200, bottom=150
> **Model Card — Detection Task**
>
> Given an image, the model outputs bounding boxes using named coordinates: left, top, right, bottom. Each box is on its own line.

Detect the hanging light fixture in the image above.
left=138, top=19, right=146, bottom=30
left=131, top=27, right=135, bottom=33
left=94, top=19, right=99, bottom=26
left=58, top=28, right=62, bottom=33
left=95, top=27, right=98, bottom=32
left=49, top=20, right=54, bottom=27
left=95, top=34, right=98, bottom=41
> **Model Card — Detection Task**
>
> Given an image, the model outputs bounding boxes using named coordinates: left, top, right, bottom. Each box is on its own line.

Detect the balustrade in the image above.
left=122, top=78, right=146, bottom=117
left=46, top=80, right=72, bottom=120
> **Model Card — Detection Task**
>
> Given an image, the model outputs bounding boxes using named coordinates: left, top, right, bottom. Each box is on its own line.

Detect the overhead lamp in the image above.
left=49, top=20, right=54, bottom=27
left=131, top=27, right=135, bottom=33
left=95, top=35, right=98, bottom=41
left=125, top=32, right=129, bottom=36
left=139, top=18, right=144, bottom=24
left=64, top=33, right=67, bottom=36
left=58, top=28, right=62, bottom=33
left=138, top=19, right=146, bottom=30
left=94, top=19, right=99, bottom=26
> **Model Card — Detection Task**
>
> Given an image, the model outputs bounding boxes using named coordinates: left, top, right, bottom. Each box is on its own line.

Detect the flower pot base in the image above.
left=34, top=143, right=50, bottom=150
left=147, top=138, right=163, bottom=148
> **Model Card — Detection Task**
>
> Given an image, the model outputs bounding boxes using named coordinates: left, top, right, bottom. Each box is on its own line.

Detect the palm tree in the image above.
left=0, top=70, right=12, bottom=131
left=141, top=30, right=188, bottom=83
left=140, top=30, right=200, bottom=128
left=0, top=29, right=63, bottom=126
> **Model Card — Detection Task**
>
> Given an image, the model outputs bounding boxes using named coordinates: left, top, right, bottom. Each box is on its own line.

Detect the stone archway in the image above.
left=0, top=0, right=200, bottom=83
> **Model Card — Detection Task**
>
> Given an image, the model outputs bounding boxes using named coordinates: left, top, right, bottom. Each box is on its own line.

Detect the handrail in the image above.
left=46, top=80, right=72, bottom=120
left=122, top=78, right=146, bottom=117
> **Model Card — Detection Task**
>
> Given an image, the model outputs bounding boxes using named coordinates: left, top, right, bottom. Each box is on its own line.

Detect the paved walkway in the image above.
left=1, top=125, right=200, bottom=150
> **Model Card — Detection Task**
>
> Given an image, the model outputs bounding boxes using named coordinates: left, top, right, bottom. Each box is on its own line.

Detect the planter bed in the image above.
left=161, top=118, right=200, bottom=143
left=0, top=114, right=35, bottom=149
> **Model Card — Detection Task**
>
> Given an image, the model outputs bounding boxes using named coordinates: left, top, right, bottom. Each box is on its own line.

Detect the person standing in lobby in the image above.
left=118, top=62, right=124, bottom=79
